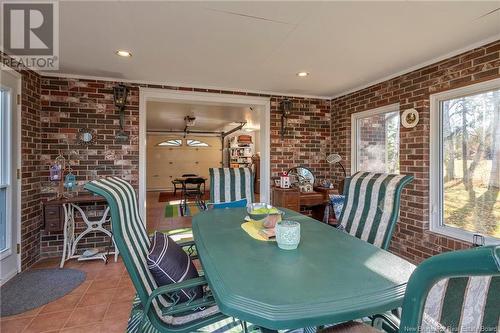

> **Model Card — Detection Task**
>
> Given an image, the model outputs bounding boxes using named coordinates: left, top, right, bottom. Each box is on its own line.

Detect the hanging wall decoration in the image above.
left=113, top=84, right=129, bottom=143
left=78, top=128, right=97, bottom=146
left=64, top=168, right=77, bottom=191
left=401, top=108, right=419, bottom=128
left=279, top=99, right=293, bottom=139
left=49, top=163, right=62, bottom=181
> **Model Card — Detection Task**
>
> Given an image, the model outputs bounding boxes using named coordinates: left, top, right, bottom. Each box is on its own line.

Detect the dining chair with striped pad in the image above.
left=84, top=177, right=229, bottom=333
left=337, top=171, right=413, bottom=250
left=400, top=245, right=500, bottom=333
left=209, top=167, right=254, bottom=204
left=320, top=245, right=500, bottom=333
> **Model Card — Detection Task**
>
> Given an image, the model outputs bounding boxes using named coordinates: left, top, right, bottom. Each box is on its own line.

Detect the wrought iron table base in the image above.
left=60, top=203, right=119, bottom=268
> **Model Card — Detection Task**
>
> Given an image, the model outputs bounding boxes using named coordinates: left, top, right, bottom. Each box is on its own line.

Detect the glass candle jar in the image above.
left=275, top=220, right=300, bottom=250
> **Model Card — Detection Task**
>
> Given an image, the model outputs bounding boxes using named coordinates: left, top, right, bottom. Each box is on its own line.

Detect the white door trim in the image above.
left=0, top=67, right=22, bottom=283
left=138, top=88, right=271, bottom=222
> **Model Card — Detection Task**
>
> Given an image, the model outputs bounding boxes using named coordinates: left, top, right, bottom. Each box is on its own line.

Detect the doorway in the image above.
left=139, top=88, right=271, bottom=223
left=0, top=68, right=21, bottom=284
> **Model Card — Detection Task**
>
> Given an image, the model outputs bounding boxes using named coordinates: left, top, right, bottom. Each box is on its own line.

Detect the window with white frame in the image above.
left=0, top=88, right=9, bottom=252
left=351, top=104, right=400, bottom=174
left=430, top=79, right=500, bottom=244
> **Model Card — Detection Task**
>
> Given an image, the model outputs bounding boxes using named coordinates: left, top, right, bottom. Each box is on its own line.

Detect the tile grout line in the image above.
left=59, top=265, right=92, bottom=331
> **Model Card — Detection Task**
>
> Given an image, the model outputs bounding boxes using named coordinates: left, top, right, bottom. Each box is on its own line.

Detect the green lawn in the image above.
left=444, top=180, right=499, bottom=238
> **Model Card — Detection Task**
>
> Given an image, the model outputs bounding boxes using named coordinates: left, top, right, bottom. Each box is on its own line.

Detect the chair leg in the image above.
left=241, top=321, right=248, bottom=333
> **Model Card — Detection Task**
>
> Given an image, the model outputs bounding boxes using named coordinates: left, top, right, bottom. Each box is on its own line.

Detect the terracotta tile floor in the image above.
left=1, top=190, right=258, bottom=333
left=0, top=258, right=135, bottom=333
left=146, top=191, right=193, bottom=233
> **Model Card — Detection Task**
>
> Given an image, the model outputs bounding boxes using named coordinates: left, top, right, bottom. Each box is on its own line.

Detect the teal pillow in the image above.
left=210, top=199, right=248, bottom=209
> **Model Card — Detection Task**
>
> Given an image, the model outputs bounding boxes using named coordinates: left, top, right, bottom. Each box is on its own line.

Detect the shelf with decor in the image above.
left=228, top=135, right=254, bottom=168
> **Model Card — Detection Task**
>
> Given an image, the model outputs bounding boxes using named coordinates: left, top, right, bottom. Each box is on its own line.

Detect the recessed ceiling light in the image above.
left=116, top=50, right=132, bottom=57
left=296, top=72, right=309, bottom=77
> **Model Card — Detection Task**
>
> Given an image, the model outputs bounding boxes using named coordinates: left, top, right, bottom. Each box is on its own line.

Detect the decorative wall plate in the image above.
left=78, top=128, right=96, bottom=146
left=401, top=108, right=419, bottom=128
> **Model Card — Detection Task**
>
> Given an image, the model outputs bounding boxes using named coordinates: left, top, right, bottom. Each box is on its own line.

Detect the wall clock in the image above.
left=401, top=108, right=419, bottom=128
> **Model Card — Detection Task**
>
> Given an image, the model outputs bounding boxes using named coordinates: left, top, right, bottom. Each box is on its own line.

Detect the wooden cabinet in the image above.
left=272, top=187, right=300, bottom=211
left=44, top=204, right=64, bottom=232
left=271, top=186, right=339, bottom=221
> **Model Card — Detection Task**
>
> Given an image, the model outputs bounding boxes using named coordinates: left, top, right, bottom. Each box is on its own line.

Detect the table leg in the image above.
left=60, top=204, right=74, bottom=268
left=70, top=205, right=118, bottom=260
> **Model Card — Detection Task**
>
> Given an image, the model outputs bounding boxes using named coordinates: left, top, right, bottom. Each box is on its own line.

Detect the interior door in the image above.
left=0, top=69, right=21, bottom=284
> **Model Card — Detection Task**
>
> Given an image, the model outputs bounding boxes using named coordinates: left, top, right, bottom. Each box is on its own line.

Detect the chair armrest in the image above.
left=178, top=240, right=195, bottom=248
left=179, top=240, right=198, bottom=260
left=143, top=276, right=215, bottom=320
left=150, top=276, right=207, bottom=297
left=372, top=312, right=400, bottom=333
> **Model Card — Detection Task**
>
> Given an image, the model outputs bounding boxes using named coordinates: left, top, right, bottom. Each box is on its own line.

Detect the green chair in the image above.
left=321, top=245, right=500, bottom=333
left=84, top=177, right=229, bottom=333
left=337, top=172, right=413, bottom=249
left=209, top=167, right=254, bottom=204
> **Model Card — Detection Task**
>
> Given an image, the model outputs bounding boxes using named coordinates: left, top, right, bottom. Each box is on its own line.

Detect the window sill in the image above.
left=0, top=248, right=12, bottom=260
left=430, top=225, right=500, bottom=246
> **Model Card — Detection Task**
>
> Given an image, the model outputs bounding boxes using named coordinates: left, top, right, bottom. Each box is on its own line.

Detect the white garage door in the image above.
left=147, top=135, right=222, bottom=191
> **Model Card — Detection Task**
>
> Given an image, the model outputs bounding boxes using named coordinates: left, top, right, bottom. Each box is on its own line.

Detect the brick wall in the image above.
left=270, top=97, right=331, bottom=181
left=1, top=53, right=43, bottom=269
left=8, top=40, right=499, bottom=265
left=20, top=69, right=42, bottom=269
left=38, top=78, right=141, bottom=257
left=331, top=40, right=500, bottom=263
left=38, top=77, right=331, bottom=258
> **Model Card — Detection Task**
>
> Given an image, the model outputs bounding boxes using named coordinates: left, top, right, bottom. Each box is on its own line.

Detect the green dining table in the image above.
left=192, top=207, right=416, bottom=330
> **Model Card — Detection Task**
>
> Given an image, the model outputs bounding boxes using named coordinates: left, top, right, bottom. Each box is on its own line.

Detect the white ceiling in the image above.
left=47, top=1, right=499, bottom=97
left=146, top=100, right=261, bottom=132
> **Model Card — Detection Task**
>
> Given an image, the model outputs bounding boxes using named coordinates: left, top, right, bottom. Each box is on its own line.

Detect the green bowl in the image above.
left=247, top=203, right=279, bottom=221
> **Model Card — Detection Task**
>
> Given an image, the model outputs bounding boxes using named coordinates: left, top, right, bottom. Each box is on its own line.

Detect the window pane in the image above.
left=357, top=111, right=400, bottom=173
left=0, top=188, right=6, bottom=251
left=187, top=139, right=209, bottom=147
left=157, top=139, right=181, bottom=147
left=441, top=89, right=500, bottom=238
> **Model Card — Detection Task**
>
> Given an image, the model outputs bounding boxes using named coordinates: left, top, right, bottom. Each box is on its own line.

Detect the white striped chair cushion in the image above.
left=422, top=276, right=499, bottom=332
left=85, top=177, right=218, bottom=326
left=209, top=168, right=254, bottom=204
left=339, top=172, right=413, bottom=249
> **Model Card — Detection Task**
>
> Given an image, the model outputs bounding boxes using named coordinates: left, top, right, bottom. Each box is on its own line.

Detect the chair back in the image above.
left=183, top=177, right=205, bottom=194
left=400, top=245, right=500, bottom=333
left=338, top=171, right=413, bottom=249
left=84, top=178, right=168, bottom=322
left=184, top=177, right=205, bottom=185
left=209, top=168, right=254, bottom=204
left=182, top=173, right=197, bottom=177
